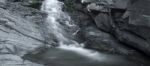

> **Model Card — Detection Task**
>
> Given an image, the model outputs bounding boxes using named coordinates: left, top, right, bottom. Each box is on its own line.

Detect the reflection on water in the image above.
left=22, top=0, right=150, bottom=66
left=23, top=48, right=144, bottom=66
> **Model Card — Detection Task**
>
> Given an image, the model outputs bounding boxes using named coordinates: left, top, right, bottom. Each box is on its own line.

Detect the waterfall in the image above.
left=41, top=0, right=79, bottom=46
left=41, top=0, right=105, bottom=61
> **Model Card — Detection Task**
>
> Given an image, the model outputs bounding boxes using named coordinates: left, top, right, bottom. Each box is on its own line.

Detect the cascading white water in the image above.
left=41, top=0, right=78, bottom=45
left=41, top=0, right=105, bottom=61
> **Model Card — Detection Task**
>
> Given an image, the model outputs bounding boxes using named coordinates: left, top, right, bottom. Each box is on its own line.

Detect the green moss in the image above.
left=28, top=0, right=42, bottom=9
left=64, top=0, right=76, bottom=11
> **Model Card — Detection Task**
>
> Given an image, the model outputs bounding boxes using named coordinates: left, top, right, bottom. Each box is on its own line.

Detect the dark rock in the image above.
left=112, top=0, right=150, bottom=56
left=94, top=13, right=114, bottom=32
left=86, top=3, right=110, bottom=12
left=112, top=0, right=130, bottom=9
left=61, top=0, right=150, bottom=57
left=114, top=28, right=150, bottom=55
left=7, top=0, right=44, bottom=9
left=128, top=0, right=150, bottom=27
left=81, top=26, right=136, bottom=55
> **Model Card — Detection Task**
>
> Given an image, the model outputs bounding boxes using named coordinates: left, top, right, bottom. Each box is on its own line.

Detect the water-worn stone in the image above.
left=81, top=26, right=135, bottom=54
left=0, top=0, right=53, bottom=65
left=114, top=29, right=150, bottom=55
left=94, top=13, right=113, bottom=32
left=128, top=0, right=150, bottom=27
left=80, top=0, right=150, bottom=56
left=112, top=0, right=130, bottom=9
left=61, top=0, right=150, bottom=57
left=112, top=0, right=150, bottom=56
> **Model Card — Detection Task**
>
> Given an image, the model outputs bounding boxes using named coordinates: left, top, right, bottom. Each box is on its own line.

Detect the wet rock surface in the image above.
left=60, top=0, right=150, bottom=64
left=1, top=0, right=150, bottom=66
left=0, top=0, right=51, bottom=66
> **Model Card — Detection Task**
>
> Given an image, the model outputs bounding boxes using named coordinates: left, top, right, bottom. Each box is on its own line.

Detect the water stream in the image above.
left=40, top=0, right=110, bottom=61
left=23, top=0, right=149, bottom=66
left=41, top=0, right=101, bottom=59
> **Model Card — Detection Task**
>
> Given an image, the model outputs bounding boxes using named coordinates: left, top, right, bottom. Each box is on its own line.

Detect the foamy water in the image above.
left=41, top=0, right=105, bottom=61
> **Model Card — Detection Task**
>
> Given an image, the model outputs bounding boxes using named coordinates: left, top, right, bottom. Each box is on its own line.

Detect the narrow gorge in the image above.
left=0, top=0, right=150, bottom=66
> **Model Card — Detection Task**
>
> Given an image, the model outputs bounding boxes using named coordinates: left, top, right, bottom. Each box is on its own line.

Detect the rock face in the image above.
left=115, top=0, right=150, bottom=56
left=61, top=0, right=150, bottom=56
left=0, top=0, right=150, bottom=65
left=0, top=0, right=52, bottom=66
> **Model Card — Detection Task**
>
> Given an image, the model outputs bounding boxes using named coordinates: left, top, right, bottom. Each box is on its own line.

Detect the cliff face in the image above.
left=0, top=0, right=52, bottom=66
left=0, top=0, right=150, bottom=65
left=61, top=0, right=150, bottom=56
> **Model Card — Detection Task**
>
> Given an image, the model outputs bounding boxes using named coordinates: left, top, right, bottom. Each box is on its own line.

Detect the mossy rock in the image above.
left=63, top=0, right=76, bottom=11
left=27, top=0, right=43, bottom=9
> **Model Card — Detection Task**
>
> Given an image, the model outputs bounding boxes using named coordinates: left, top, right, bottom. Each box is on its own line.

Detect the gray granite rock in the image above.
left=0, top=0, right=52, bottom=66
left=61, top=0, right=150, bottom=56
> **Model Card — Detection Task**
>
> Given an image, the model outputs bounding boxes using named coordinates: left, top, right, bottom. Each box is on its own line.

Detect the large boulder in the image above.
left=94, top=13, right=114, bottom=32
left=61, top=0, right=150, bottom=57
left=128, top=0, right=150, bottom=27
left=80, top=26, right=136, bottom=55
left=0, top=1, right=53, bottom=66
left=84, top=0, right=150, bottom=56
left=114, top=28, right=150, bottom=55
left=113, top=0, right=150, bottom=56
left=112, top=0, right=130, bottom=9
left=82, top=0, right=130, bottom=12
